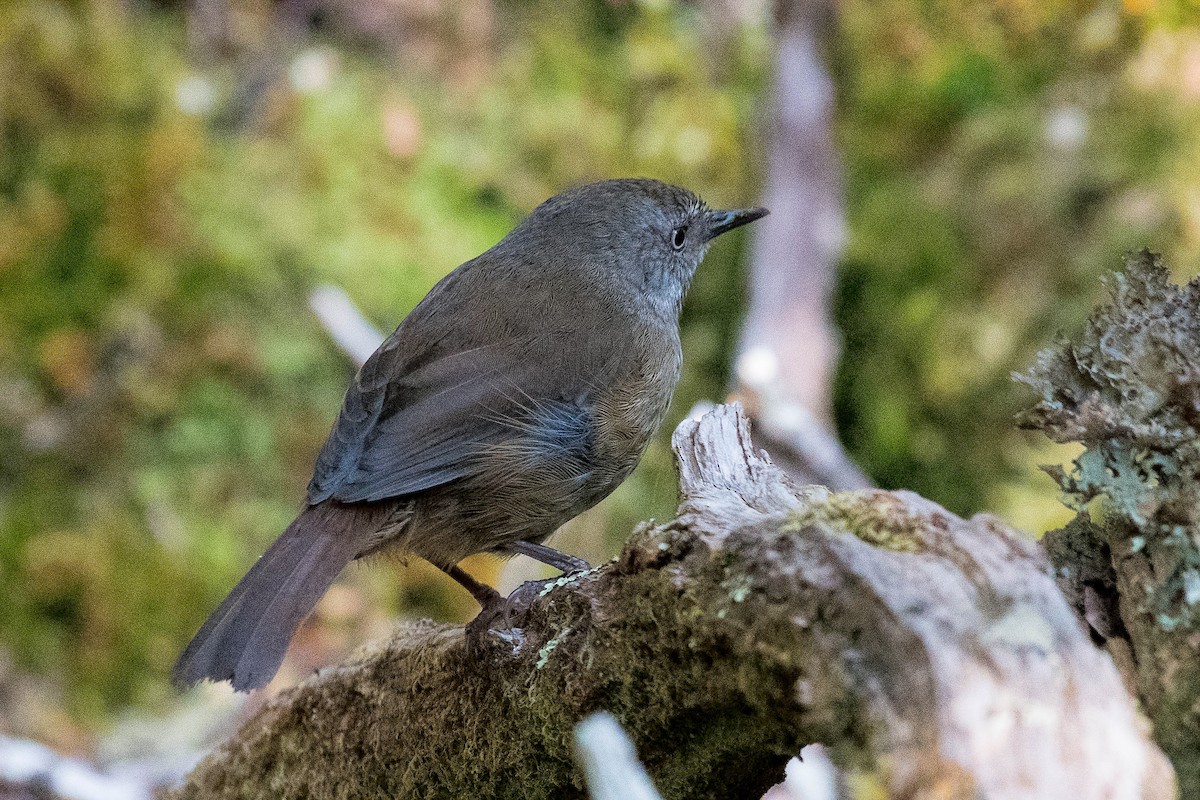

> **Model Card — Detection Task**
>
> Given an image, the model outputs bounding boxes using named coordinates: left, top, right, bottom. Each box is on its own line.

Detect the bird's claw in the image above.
left=464, top=576, right=576, bottom=658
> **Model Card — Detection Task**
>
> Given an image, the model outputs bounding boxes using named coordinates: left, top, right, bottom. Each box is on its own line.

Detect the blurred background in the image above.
left=1, top=0, right=1198, bottom=790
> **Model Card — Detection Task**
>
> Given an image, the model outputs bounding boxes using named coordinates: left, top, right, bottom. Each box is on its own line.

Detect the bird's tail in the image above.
left=173, top=503, right=371, bottom=692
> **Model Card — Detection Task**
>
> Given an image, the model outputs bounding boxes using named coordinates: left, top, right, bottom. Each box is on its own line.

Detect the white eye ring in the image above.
left=671, top=225, right=688, bottom=251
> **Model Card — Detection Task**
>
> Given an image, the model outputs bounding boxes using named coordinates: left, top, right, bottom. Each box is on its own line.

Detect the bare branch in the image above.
left=733, top=0, right=867, bottom=491
left=738, top=0, right=844, bottom=424
left=308, top=285, right=385, bottom=367
left=574, top=713, right=662, bottom=800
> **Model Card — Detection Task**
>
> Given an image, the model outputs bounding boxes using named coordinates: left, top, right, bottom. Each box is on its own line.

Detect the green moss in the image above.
left=782, top=492, right=923, bottom=553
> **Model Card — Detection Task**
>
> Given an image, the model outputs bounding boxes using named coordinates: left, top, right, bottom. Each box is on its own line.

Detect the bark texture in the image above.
left=1018, top=250, right=1200, bottom=796
left=172, top=404, right=1170, bottom=800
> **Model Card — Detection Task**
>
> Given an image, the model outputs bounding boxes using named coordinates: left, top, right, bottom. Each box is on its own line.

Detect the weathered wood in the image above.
left=171, top=404, right=1172, bottom=800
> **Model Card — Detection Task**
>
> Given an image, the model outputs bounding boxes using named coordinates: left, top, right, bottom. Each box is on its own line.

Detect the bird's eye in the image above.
left=671, top=225, right=688, bottom=251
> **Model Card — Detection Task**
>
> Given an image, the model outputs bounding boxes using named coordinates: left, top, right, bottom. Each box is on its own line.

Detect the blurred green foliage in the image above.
left=1, top=0, right=1198, bottom=738
left=834, top=0, right=1195, bottom=522
left=0, top=0, right=765, bottom=732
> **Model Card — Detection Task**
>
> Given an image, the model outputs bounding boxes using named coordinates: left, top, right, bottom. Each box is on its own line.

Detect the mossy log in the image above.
left=172, top=404, right=1171, bottom=800
left=1019, top=251, right=1200, bottom=796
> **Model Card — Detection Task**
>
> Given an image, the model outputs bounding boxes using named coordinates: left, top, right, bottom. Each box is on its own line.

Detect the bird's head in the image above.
left=503, top=178, right=768, bottom=317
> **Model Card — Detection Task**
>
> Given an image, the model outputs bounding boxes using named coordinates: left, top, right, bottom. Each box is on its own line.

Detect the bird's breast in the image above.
left=592, top=331, right=683, bottom=481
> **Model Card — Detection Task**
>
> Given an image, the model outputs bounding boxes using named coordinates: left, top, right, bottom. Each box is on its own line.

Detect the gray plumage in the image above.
left=174, top=178, right=767, bottom=691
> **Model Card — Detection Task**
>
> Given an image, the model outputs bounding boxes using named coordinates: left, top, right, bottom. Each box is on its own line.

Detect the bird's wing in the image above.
left=306, top=315, right=624, bottom=505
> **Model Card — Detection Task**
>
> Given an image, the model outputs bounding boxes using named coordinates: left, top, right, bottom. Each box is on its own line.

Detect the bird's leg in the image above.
left=505, top=540, right=591, bottom=574
left=443, top=562, right=521, bottom=658
left=438, top=563, right=502, bottom=608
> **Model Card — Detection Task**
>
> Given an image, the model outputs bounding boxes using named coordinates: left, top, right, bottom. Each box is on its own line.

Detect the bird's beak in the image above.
left=704, top=207, right=769, bottom=241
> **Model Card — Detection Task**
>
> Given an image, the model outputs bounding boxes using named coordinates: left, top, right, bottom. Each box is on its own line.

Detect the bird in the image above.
left=173, top=178, right=768, bottom=691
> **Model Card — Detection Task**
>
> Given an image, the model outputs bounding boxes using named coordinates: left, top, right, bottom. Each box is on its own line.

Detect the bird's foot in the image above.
left=464, top=614, right=523, bottom=659
left=464, top=564, right=595, bottom=658
left=464, top=578, right=544, bottom=658
left=465, top=544, right=593, bottom=658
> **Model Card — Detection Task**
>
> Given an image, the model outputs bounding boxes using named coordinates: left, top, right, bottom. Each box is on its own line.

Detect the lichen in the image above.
left=722, top=573, right=753, bottom=603
left=539, top=569, right=597, bottom=597
left=1018, top=250, right=1200, bottom=793
left=1018, top=251, right=1200, bottom=628
left=535, top=628, right=571, bottom=669
left=979, top=604, right=1055, bottom=652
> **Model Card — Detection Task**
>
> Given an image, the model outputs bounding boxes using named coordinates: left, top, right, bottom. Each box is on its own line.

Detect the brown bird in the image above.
left=174, top=178, right=767, bottom=690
